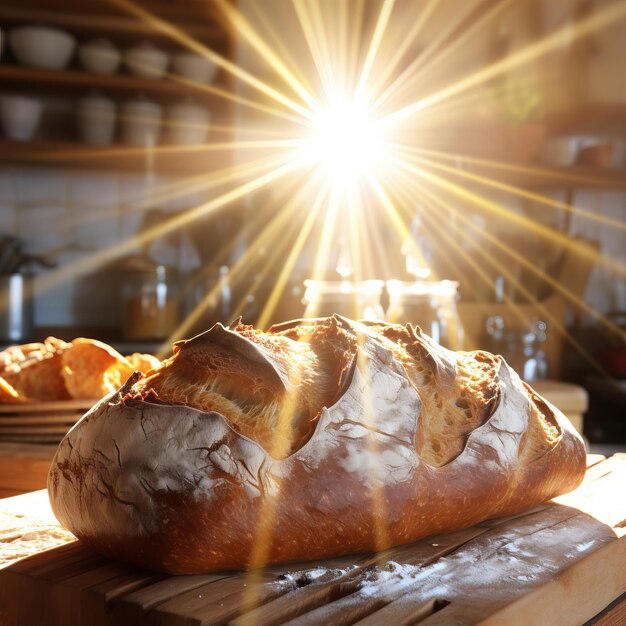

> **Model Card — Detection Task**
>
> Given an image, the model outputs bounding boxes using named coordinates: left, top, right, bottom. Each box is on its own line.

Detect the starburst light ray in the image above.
left=109, top=0, right=317, bottom=121
left=390, top=154, right=626, bottom=281
left=393, top=144, right=626, bottom=231
left=162, top=170, right=323, bottom=352
left=256, top=179, right=331, bottom=329
left=377, top=148, right=619, bottom=351
left=380, top=0, right=626, bottom=126
left=214, top=0, right=321, bottom=112
left=372, top=0, right=512, bottom=113
left=407, top=180, right=613, bottom=377
left=354, top=0, right=396, bottom=101
left=37, top=156, right=308, bottom=301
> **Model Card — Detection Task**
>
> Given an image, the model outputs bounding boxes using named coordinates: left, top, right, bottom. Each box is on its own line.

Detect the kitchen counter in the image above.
left=0, top=443, right=57, bottom=498
left=0, top=455, right=625, bottom=625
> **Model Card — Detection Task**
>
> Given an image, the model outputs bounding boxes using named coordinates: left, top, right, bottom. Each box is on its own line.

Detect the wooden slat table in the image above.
left=1, top=455, right=625, bottom=626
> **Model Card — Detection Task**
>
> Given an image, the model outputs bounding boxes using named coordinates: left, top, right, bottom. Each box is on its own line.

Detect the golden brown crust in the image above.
left=0, top=337, right=159, bottom=403
left=48, top=316, right=586, bottom=574
left=2, top=342, right=71, bottom=402
left=60, top=338, right=134, bottom=400
left=125, top=353, right=160, bottom=375
left=0, top=376, right=30, bottom=403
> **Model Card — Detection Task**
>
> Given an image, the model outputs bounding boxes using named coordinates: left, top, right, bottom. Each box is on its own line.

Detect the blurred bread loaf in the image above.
left=0, top=337, right=159, bottom=403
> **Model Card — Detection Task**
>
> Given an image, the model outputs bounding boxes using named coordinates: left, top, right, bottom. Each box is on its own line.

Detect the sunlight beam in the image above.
left=109, top=0, right=316, bottom=121
left=215, top=0, right=321, bottom=112
left=373, top=0, right=511, bottom=114
left=355, top=0, right=396, bottom=101
left=394, top=144, right=626, bottom=232
left=366, top=0, right=440, bottom=103
left=391, top=154, right=626, bottom=279
left=387, top=155, right=626, bottom=348
left=38, top=157, right=306, bottom=299
left=166, top=172, right=321, bottom=349
left=256, top=180, right=330, bottom=329
left=382, top=0, right=626, bottom=125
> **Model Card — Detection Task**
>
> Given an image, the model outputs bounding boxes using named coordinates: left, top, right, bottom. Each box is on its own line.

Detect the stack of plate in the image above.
left=0, top=401, right=92, bottom=444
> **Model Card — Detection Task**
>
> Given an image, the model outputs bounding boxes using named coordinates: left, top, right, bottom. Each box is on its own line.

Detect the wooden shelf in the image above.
left=0, top=64, right=224, bottom=103
left=0, top=0, right=238, bottom=176
left=0, top=1, right=226, bottom=43
left=0, top=138, right=227, bottom=174
left=546, top=103, right=626, bottom=137
left=465, top=163, right=626, bottom=191
left=420, top=153, right=626, bottom=191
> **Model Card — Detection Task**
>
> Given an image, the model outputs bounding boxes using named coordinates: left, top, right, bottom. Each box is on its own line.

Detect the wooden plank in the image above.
left=144, top=572, right=287, bottom=626
left=0, top=400, right=91, bottom=415
left=477, top=531, right=626, bottom=626
left=81, top=571, right=164, bottom=626
left=0, top=444, right=56, bottom=492
left=0, top=3, right=224, bottom=42
left=0, top=435, right=64, bottom=444
left=0, top=138, right=228, bottom=174
left=109, top=575, right=227, bottom=626
left=0, top=415, right=80, bottom=425
left=0, top=488, right=24, bottom=499
left=0, top=65, right=222, bottom=101
left=586, top=592, right=626, bottom=626
left=0, top=425, right=74, bottom=435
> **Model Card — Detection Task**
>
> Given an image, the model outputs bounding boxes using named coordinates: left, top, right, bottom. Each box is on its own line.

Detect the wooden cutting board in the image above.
left=1, top=454, right=625, bottom=626
left=0, top=400, right=92, bottom=444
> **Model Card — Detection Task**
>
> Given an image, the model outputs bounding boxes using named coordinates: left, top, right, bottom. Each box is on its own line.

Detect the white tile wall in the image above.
left=0, top=166, right=211, bottom=329
left=18, top=205, right=70, bottom=254
left=72, top=208, right=120, bottom=250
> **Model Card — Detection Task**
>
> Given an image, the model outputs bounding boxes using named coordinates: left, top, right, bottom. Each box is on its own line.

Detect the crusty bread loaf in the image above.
left=0, top=337, right=159, bottom=403
left=48, top=316, right=586, bottom=573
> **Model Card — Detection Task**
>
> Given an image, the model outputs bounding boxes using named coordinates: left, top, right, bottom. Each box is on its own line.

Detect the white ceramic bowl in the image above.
left=78, top=39, right=121, bottom=75
left=124, top=42, right=169, bottom=79
left=77, top=93, right=116, bottom=145
left=166, top=100, right=210, bottom=145
left=171, top=52, right=218, bottom=83
left=121, top=97, right=161, bottom=146
left=0, top=95, right=43, bottom=141
left=9, top=26, right=76, bottom=70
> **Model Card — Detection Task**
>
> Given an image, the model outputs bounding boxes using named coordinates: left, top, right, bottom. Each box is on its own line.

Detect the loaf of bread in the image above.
left=0, top=337, right=159, bottom=403
left=48, top=316, right=586, bottom=573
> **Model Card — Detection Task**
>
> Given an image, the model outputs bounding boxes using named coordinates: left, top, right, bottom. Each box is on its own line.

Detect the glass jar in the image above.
left=181, top=265, right=231, bottom=334
left=303, top=280, right=385, bottom=321
left=386, top=280, right=464, bottom=350
left=484, top=316, right=548, bottom=382
left=123, top=264, right=179, bottom=340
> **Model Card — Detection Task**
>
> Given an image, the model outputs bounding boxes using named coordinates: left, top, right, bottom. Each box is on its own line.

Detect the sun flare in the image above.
left=301, top=97, right=389, bottom=189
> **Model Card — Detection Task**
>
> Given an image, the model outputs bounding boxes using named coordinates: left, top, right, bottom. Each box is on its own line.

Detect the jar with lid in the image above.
left=484, top=316, right=548, bottom=382
left=303, top=279, right=385, bottom=321
left=386, top=280, right=464, bottom=350
left=123, top=263, right=179, bottom=341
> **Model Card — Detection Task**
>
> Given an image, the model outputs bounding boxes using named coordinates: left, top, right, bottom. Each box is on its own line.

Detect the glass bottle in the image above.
left=386, top=280, right=464, bottom=350
left=123, top=264, right=179, bottom=340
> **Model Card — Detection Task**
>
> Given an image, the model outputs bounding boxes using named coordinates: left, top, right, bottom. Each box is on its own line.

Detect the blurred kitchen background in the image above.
left=0, top=0, right=624, bottom=448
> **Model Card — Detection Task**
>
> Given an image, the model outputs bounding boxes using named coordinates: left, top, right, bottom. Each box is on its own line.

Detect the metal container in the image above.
left=0, top=274, right=33, bottom=342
